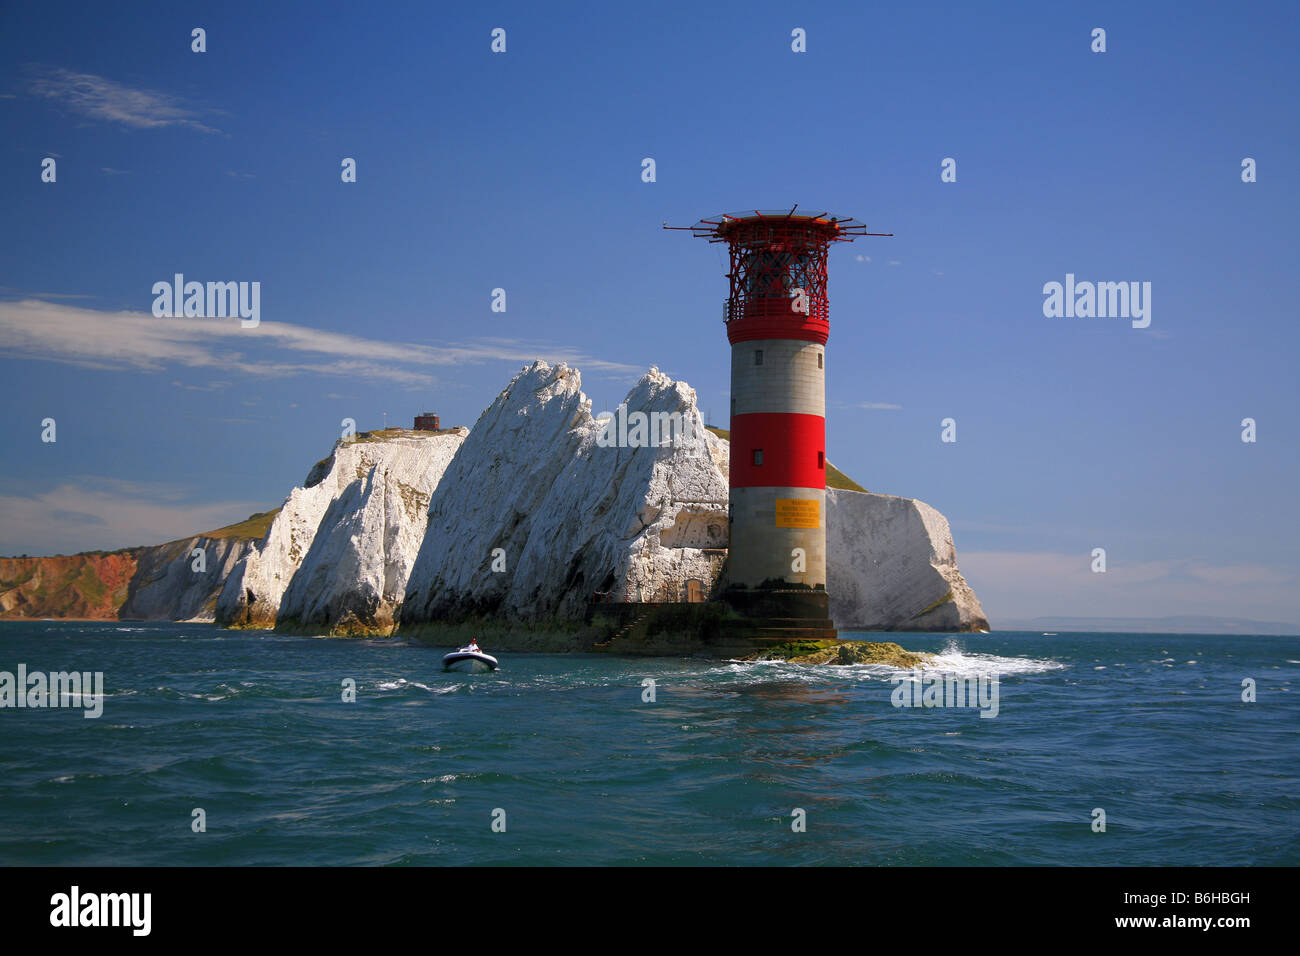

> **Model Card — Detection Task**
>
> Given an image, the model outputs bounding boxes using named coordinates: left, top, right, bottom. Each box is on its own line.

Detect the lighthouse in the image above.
left=668, top=208, right=890, bottom=633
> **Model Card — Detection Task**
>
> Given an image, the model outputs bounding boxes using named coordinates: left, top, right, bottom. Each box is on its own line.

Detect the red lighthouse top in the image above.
left=666, top=206, right=891, bottom=345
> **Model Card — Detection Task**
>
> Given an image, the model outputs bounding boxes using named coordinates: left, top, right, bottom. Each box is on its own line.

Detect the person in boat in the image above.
left=468, top=639, right=481, bottom=653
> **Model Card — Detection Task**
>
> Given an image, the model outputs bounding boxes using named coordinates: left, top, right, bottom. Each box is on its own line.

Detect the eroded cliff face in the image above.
left=0, top=553, right=137, bottom=620
left=216, top=430, right=466, bottom=632
left=0, top=532, right=259, bottom=623
left=117, top=536, right=255, bottom=621
left=826, top=489, right=988, bottom=632
left=400, top=362, right=730, bottom=631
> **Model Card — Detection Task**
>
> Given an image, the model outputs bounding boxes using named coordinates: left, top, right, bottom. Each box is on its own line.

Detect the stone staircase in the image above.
left=592, top=609, right=652, bottom=652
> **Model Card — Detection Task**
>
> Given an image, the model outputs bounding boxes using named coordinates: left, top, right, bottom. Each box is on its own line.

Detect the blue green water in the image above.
left=0, top=622, right=1295, bottom=865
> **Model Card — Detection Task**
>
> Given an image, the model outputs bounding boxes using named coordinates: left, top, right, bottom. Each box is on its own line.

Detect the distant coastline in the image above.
left=999, top=615, right=1300, bottom=636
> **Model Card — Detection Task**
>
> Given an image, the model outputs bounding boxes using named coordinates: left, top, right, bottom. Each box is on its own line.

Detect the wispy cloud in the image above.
left=170, top=379, right=231, bottom=392
left=0, top=480, right=268, bottom=555
left=26, top=67, right=220, bottom=133
left=0, top=286, right=92, bottom=300
left=856, top=401, right=903, bottom=410
left=0, top=299, right=642, bottom=388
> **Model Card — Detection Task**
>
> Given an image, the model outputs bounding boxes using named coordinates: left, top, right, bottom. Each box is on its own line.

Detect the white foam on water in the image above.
left=707, top=643, right=1065, bottom=686
left=712, top=659, right=844, bottom=683
left=924, top=641, right=1066, bottom=678
left=376, top=677, right=461, bottom=694
left=49, top=772, right=103, bottom=784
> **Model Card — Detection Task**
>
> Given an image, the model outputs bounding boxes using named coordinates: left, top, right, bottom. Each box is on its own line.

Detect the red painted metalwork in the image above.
left=665, top=206, right=890, bottom=341
left=729, top=412, right=826, bottom=489
left=724, top=311, right=832, bottom=345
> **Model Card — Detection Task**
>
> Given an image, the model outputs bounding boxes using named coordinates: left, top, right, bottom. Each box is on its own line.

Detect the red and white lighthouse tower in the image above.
left=670, top=208, right=889, bottom=629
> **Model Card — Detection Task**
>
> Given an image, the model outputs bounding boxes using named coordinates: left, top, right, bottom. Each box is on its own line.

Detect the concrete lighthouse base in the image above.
left=584, top=599, right=838, bottom=657
left=722, top=585, right=830, bottom=620
left=717, top=587, right=839, bottom=653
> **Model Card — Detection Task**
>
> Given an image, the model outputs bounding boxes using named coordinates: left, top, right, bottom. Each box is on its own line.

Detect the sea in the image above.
left=0, top=621, right=1295, bottom=866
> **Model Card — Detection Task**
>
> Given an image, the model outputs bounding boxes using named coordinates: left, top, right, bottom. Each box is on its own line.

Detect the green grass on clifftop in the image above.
left=198, top=509, right=280, bottom=540
left=350, top=427, right=461, bottom=443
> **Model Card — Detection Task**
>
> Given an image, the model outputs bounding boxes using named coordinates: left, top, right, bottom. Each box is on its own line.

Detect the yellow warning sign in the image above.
left=775, top=498, right=820, bottom=528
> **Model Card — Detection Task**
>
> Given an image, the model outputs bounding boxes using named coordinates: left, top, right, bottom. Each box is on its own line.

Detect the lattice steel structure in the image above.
left=669, top=207, right=889, bottom=335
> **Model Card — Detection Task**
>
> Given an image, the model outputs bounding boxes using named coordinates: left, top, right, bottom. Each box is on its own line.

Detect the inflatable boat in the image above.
left=442, top=645, right=499, bottom=673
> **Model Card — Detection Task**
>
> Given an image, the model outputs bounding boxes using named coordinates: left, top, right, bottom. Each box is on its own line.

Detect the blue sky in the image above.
left=1, top=1, right=1297, bottom=624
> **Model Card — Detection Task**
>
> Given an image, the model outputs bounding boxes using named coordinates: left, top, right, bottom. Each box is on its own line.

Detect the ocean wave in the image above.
left=420, top=774, right=459, bottom=784
left=375, top=678, right=463, bottom=695
left=709, top=642, right=1065, bottom=682
left=910, top=642, right=1066, bottom=678
left=46, top=772, right=104, bottom=785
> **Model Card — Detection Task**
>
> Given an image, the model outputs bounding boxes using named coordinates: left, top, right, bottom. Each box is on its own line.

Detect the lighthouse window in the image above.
left=753, top=449, right=764, bottom=466
left=754, top=349, right=763, bottom=366
left=817, top=352, right=823, bottom=369
left=817, top=451, right=825, bottom=469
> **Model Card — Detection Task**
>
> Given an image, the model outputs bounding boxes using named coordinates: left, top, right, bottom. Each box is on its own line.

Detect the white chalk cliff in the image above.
left=120, top=535, right=256, bottom=622
left=215, top=430, right=465, bottom=631
left=826, top=489, right=987, bottom=631
left=400, top=362, right=730, bottom=626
